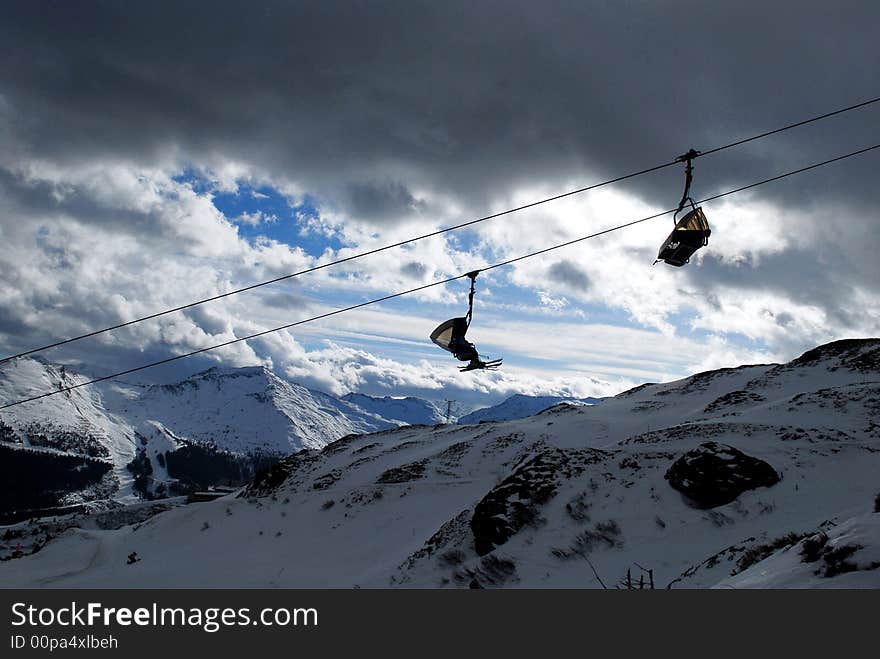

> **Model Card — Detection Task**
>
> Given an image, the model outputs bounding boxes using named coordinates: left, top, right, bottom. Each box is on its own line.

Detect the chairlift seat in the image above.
left=656, top=207, right=711, bottom=267
left=430, top=317, right=479, bottom=362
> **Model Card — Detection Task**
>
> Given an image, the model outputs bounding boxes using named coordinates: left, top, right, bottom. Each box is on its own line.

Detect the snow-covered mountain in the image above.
left=103, top=365, right=398, bottom=455
left=342, top=393, right=448, bottom=425
left=0, top=359, right=607, bottom=517
left=0, top=360, right=406, bottom=513
left=457, top=394, right=604, bottom=425
left=0, top=358, right=139, bottom=512
left=3, top=338, right=878, bottom=588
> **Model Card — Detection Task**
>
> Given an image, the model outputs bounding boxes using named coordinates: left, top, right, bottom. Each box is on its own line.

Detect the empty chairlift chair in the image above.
left=655, top=148, right=712, bottom=267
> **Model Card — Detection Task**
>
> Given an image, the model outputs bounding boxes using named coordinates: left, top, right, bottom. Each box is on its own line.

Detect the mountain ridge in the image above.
left=0, top=359, right=600, bottom=511
left=457, top=393, right=605, bottom=425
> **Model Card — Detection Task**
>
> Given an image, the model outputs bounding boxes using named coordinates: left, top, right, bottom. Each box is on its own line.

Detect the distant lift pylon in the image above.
left=429, top=271, right=502, bottom=372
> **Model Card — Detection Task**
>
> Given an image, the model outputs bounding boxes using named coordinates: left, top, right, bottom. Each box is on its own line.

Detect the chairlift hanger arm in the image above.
left=465, top=270, right=480, bottom=325
left=675, top=148, right=701, bottom=217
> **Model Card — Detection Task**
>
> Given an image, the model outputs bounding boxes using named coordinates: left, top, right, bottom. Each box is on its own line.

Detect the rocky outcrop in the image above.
left=376, top=460, right=427, bottom=484
left=240, top=449, right=321, bottom=497
left=703, top=390, right=766, bottom=414
left=470, top=446, right=606, bottom=556
left=665, top=442, right=780, bottom=508
left=790, top=338, right=880, bottom=372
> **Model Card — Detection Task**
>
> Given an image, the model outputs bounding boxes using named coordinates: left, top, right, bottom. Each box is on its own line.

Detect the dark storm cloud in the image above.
left=400, top=261, right=428, bottom=280
left=260, top=291, right=312, bottom=311
left=1, top=0, right=879, bottom=378
left=0, top=308, right=32, bottom=338
left=695, top=247, right=878, bottom=330
left=2, top=0, right=878, bottom=217
left=774, top=312, right=795, bottom=328
left=547, top=259, right=591, bottom=291
left=344, top=180, right=425, bottom=221
left=0, top=168, right=155, bottom=233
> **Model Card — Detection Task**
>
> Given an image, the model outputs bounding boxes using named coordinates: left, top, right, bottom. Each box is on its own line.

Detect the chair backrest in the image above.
left=430, top=317, right=468, bottom=352
left=657, top=208, right=711, bottom=266
left=674, top=207, right=710, bottom=234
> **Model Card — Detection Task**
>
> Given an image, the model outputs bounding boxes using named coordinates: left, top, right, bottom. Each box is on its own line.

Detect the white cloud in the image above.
left=234, top=210, right=278, bottom=227
left=538, top=291, right=568, bottom=311
left=1, top=152, right=876, bottom=410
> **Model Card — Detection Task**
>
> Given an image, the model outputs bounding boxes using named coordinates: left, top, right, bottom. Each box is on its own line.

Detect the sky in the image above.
left=0, top=1, right=878, bottom=407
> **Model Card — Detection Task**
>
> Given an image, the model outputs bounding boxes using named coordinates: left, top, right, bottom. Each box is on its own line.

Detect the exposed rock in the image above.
left=321, top=434, right=361, bottom=455
left=747, top=339, right=880, bottom=392
left=391, top=509, right=474, bottom=586
left=664, top=442, right=780, bottom=508
left=240, top=449, right=321, bottom=497
left=470, top=446, right=606, bottom=556
left=312, top=470, right=341, bottom=490
left=704, top=390, right=766, bottom=414
left=455, top=555, right=518, bottom=588
left=623, top=422, right=773, bottom=446
left=656, top=365, right=761, bottom=397
left=551, top=520, right=623, bottom=560
left=799, top=532, right=870, bottom=577
left=790, top=338, right=880, bottom=372
left=376, top=460, right=427, bottom=484
left=616, top=382, right=657, bottom=398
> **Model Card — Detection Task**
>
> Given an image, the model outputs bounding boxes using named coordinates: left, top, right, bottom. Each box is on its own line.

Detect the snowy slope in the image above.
left=713, top=510, right=880, bottom=589
left=0, top=358, right=137, bottom=499
left=342, top=393, right=447, bottom=426
left=458, top=394, right=603, bottom=425
left=3, top=338, right=878, bottom=589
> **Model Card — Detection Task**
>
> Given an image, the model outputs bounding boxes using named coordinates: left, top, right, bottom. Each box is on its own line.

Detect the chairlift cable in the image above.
left=2, top=141, right=877, bottom=411
left=488, top=142, right=880, bottom=272
left=699, top=96, right=880, bottom=157
left=2, top=96, right=879, bottom=365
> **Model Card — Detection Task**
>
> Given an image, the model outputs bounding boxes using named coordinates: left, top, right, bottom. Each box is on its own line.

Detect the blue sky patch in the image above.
left=174, top=171, right=344, bottom=256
